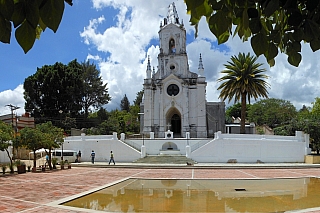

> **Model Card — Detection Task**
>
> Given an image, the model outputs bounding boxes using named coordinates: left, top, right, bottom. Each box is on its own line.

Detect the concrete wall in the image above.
left=55, top=131, right=311, bottom=163
left=191, top=131, right=311, bottom=163
left=63, top=133, right=140, bottom=162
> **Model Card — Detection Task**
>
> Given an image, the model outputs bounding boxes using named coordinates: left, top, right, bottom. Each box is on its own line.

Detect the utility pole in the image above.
left=5, top=104, right=20, bottom=159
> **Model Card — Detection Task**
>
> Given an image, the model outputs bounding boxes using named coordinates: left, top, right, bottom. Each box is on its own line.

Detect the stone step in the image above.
left=133, top=155, right=197, bottom=165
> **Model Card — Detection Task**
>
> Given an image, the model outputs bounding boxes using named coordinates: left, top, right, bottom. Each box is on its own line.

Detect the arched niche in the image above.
left=162, top=141, right=178, bottom=150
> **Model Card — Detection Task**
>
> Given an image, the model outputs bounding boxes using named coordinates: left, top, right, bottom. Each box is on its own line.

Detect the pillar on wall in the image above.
left=186, top=131, right=190, bottom=146
left=120, top=133, right=125, bottom=140
left=305, top=133, right=310, bottom=147
left=214, top=131, right=222, bottom=139
left=296, top=131, right=303, bottom=142
left=81, top=133, right=85, bottom=141
left=186, top=145, right=191, bottom=158
left=114, top=132, right=118, bottom=140
left=150, top=132, right=154, bottom=139
left=304, top=133, right=311, bottom=155
left=141, top=145, right=146, bottom=158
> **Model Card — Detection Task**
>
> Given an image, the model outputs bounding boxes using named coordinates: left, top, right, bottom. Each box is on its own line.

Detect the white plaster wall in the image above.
left=61, top=131, right=310, bottom=163
left=191, top=132, right=309, bottom=163
left=63, top=135, right=140, bottom=163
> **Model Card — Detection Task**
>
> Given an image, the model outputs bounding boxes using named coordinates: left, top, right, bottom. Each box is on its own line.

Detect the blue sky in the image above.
left=0, top=0, right=319, bottom=116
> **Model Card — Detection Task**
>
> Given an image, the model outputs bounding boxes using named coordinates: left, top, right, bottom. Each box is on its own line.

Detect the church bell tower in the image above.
left=141, top=3, right=208, bottom=138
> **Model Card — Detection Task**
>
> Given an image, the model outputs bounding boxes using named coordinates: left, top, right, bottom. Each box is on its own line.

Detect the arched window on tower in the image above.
left=169, top=39, right=176, bottom=54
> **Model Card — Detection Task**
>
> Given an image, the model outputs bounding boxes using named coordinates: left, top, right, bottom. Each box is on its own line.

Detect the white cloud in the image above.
left=0, top=85, right=25, bottom=116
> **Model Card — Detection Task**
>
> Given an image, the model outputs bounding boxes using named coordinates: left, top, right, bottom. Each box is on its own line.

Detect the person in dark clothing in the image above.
left=91, top=150, right=95, bottom=164
left=109, top=151, right=115, bottom=165
left=77, top=150, right=82, bottom=163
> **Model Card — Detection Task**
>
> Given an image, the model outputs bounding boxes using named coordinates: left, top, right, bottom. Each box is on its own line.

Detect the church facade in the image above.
left=140, top=3, right=225, bottom=138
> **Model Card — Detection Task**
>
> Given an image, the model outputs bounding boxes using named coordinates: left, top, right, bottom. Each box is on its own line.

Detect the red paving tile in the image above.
left=0, top=166, right=320, bottom=212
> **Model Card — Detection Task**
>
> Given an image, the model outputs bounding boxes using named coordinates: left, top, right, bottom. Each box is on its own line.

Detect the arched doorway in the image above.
left=166, top=107, right=182, bottom=138
left=171, top=114, right=181, bottom=137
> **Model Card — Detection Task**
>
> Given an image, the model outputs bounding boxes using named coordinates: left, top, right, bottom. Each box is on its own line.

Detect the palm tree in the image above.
left=217, top=53, right=270, bottom=134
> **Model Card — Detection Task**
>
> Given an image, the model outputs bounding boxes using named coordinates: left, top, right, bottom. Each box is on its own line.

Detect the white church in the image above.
left=140, top=3, right=225, bottom=139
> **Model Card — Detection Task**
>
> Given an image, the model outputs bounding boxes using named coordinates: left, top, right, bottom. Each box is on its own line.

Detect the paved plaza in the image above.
left=1, top=163, right=320, bottom=212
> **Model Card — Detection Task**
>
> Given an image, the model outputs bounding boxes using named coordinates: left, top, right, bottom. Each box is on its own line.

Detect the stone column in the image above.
left=120, top=133, right=124, bottom=140
left=150, top=132, right=154, bottom=139
left=141, top=145, right=146, bottom=158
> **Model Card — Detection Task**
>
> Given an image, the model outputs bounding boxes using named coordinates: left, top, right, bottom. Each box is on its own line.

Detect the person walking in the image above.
left=109, top=151, right=115, bottom=165
left=91, top=150, right=95, bottom=164
left=78, top=150, right=82, bottom=163
left=45, top=154, right=49, bottom=167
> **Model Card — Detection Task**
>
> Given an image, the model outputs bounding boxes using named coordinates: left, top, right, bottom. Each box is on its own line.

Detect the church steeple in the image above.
left=146, top=56, right=151, bottom=79
left=198, top=54, right=204, bottom=76
left=167, top=2, right=179, bottom=24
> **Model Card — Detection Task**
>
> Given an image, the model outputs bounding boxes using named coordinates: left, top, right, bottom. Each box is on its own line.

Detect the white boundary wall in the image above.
left=59, top=131, right=311, bottom=163
left=191, top=131, right=311, bottom=163
left=63, top=133, right=140, bottom=162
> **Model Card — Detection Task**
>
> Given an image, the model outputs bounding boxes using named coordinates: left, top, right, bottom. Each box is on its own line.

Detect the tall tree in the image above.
left=248, top=98, right=297, bottom=128
left=0, top=0, right=73, bottom=53
left=217, top=53, right=269, bottom=134
left=24, top=60, right=83, bottom=122
left=133, top=90, right=144, bottom=106
left=37, top=122, right=64, bottom=170
left=80, top=60, right=111, bottom=118
left=120, top=94, right=130, bottom=112
left=184, top=0, right=320, bottom=67
left=24, top=59, right=111, bottom=127
left=19, top=127, right=44, bottom=169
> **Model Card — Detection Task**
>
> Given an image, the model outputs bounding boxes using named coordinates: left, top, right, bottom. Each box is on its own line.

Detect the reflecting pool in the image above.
left=63, top=178, right=320, bottom=212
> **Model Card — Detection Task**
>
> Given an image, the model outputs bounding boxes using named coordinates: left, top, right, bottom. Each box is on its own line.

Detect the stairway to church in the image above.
left=133, top=155, right=197, bottom=165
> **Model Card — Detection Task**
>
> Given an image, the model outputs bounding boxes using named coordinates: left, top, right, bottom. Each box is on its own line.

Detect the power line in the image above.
left=5, top=104, right=20, bottom=130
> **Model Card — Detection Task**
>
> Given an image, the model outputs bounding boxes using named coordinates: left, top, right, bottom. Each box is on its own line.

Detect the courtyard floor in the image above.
left=1, top=163, right=320, bottom=212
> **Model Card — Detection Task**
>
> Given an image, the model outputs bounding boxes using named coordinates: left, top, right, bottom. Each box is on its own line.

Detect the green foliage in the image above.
left=0, top=0, right=72, bottom=53
left=97, top=107, right=108, bottom=121
left=0, top=0, right=73, bottom=53
left=24, top=59, right=110, bottom=129
left=274, top=117, right=320, bottom=153
left=311, top=97, right=320, bottom=117
left=225, top=103, right=251, bottom=123
left=80, top=60, right=111, bottom=117
left=0, top=121, right=14, bottom=167
left=0, top=121, right=13, bottom=152
left=247, top=98, right=297, bottom=128
left=24, top=60, right=84, bottom=122
left=273, top=99, right=320, bottom=153
left=19, top=127, right=43, bottom=168
left=120, top=94, right=130, bottom=112
left=87, top=108, right=140, bottom=135
left=133, top=90, right=144, bottom=106
left=217, top=52, right=269, bottom=133
left=256, top=126, right=264, bottom=135
left=184, top=0, right=320, bottom=67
